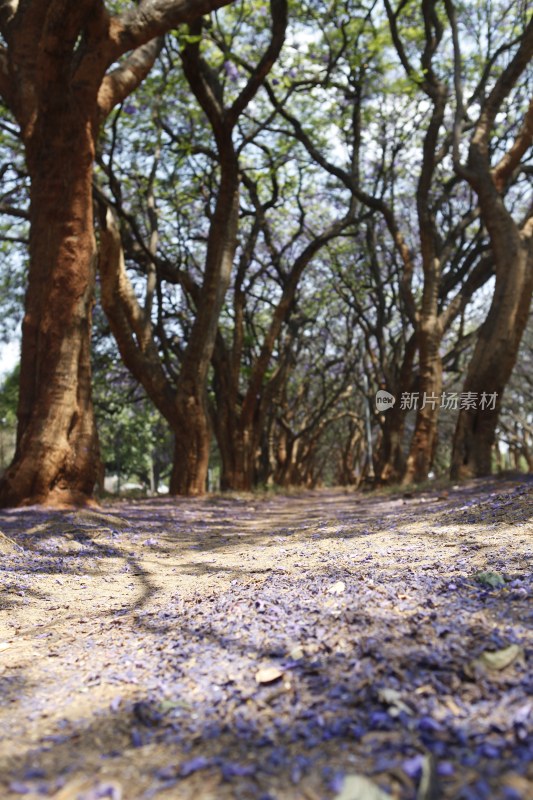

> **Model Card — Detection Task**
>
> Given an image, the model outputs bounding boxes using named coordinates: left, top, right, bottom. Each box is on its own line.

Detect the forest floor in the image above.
left=0, top=475, right=531, bottom=800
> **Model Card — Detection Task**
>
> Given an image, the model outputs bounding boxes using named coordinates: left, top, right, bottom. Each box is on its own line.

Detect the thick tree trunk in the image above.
left=170, top=384, right=211, bottom=495
left=402, top=74, right=447, bottom=486
left=0, top=0, right=238, bottom=508
left=451, top=242, right=532, bottom=479
left=448, top=15, right=533, bottom=479
left=336, top=420, right=363, bottom=486
left=216, top=420, right=257, bottom=492
left=377, top=411, right=406, bottom=483
left=170, top=144, right=240, bottom=495
left=0, top=113, right=100, bottom=507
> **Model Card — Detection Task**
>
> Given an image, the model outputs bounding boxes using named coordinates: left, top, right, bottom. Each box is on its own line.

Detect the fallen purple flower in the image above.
left=221, top=762, right=256, bottom=780
left=402, top=754, right=425, bottom=778
left=179, top=756, right=212, bottom=777
left=437, top=761, right=454, bottom=776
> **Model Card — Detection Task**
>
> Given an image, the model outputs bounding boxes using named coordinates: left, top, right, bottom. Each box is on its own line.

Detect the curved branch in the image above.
left=97, top=199, right=178, bottom=425
left=493, top=95, right=533, bottom=192
left=180, top=20, right=225, bottom=135
left=97, top=37, right=163, bottom=119
left=227, top=0, right=287, bottom=126
left=112, top=0, right=235, bottom=57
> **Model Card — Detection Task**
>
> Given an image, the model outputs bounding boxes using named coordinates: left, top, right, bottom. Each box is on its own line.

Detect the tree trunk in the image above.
left=376, top=334, right=416, bottom=483
left=448, top=14, right=533, bottom=479
left=216, top=418, right=257, bottom=492
left=0, top=0, right=237, bottom=508
left=451, top=242, right=532, bottom=479
left=169, top=142, right=240, bottom=495
left=170, top=383, right=211, bottom=495
left=403, top=323, right=442, bottom=484
left=0, top=111, right=100, bottom=507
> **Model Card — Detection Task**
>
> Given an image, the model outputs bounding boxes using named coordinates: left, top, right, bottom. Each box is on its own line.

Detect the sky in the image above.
left=0, top=340, right=20, bottom=380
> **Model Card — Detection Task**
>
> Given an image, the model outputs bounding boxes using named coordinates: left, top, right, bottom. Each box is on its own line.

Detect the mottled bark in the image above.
left=0, top=110, right=100, bottom=507
left=0, top=0, right=235, bottom=507
left=451, top=235, right=533, bottom=478
left=449, top=14, right=533, bottom=479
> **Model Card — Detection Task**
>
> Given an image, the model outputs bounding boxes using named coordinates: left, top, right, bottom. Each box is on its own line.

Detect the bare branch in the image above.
left=443, top=0, right=472, bottom=181
left=0, top=202, right=29, bottom=220
left=180, top=20, right=225, bottom=134
left=493, top=95, right=533, bottom=192
left=96, top=198, right=178, bottom=424
left=98, top=38, right=163, bottom=119
left=471, top=14, right=533, bottom=159
left=227, top=0, right=287, bottom=126
left=112, top=0, right=235, bottom=57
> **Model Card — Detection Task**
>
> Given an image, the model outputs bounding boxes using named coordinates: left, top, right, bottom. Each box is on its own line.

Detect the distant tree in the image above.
left=210, top=152, right=355, bottom=491
left=0, top=364, right=18, bottom=473
left=97, top=0, right=288, bottom=495
left=91, top=310, right=173, bottom=494
left=268, top=0, right=497, bottom=484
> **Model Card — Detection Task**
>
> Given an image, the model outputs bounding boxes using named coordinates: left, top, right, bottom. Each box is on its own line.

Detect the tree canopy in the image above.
left=0, top=0, right=531, bottom=504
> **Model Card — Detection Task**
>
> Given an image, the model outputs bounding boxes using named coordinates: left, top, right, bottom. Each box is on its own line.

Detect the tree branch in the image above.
left=227, top=0, right=287, bottom=126
left=96, top=199, right=178, bottom=424
left=492, top=94, right=533, bottom=192
left=112, top=0, right=235, bottom=57
left=0, top=44, right=14, bottom=110
left=97, top=37, right=163, bottom=118
left=470, top=14, right=533, bottom=159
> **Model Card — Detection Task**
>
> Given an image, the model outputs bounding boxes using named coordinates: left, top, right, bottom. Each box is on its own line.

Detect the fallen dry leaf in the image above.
left=327, top=580, right=346, bottom=595
left=255, top=666, right=283, bottom=684
left=334, top=774, right=391, bottom=800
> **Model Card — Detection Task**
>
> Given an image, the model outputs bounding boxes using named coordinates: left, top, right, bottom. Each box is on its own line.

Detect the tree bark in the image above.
left=98, top=2, right=287, bottom=495
left=375, top=334, right=416, bottom=483
left=449, top=14, right=533, bottom=479
left=451, top=234, right=533, bottom=478
left=0, top=0, right=235, bottom=507
left=0, top=98, right=100, bottom=507
left=170, top=384, right=212, bottom=495
left=169, top=136, right=240, bottom=494
left=403, top=322, right=443, bottom=484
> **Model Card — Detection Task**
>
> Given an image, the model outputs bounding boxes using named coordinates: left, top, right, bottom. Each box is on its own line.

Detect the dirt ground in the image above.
left=0, top=475, right=531, bottom=800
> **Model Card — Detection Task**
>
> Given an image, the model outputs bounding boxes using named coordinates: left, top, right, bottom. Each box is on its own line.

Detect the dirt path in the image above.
left=0, top=477, right=531, bottom=800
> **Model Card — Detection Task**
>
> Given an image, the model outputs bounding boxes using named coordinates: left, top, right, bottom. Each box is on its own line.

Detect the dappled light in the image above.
left=1, top=478, right=532, bottom=798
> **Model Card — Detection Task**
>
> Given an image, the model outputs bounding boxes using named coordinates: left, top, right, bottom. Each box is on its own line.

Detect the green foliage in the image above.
left=1, top=0, right=531, bottom=492
left=0, top=363, right=19, bottom=426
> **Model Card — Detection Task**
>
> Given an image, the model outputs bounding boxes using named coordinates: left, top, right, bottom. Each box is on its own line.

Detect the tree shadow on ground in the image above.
left=0, top=477, right=531, bottom=799
left=1, top=565, right=530, bottom=799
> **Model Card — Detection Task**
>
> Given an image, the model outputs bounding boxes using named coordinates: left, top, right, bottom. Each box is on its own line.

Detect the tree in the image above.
left=0, top=364, right=18, bottom=473
left=210, top=157, right=354, bottom=491
left=268, top=0, right=497, bottom=484
left=0, top=0, right=235, bottom=508
left=448, top=3, right=533, bottom=478
left=97, top=0, right=288, bottom=495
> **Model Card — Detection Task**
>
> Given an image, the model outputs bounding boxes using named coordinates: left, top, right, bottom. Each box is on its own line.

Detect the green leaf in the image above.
left=474, top=571, right=505, bottom=589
